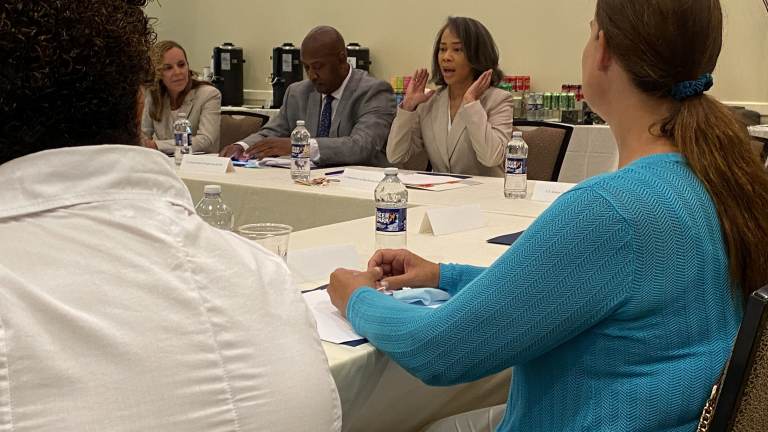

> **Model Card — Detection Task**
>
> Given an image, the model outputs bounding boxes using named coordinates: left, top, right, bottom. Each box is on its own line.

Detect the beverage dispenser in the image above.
left=212, top=42, right=245, bottom=107
left=271, top=43, right=303, bottom=109
left=346, top=42, right=371, bottom=72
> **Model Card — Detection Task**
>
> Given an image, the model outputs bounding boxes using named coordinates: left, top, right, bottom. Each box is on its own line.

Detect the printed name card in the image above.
left=530, top=181, right=576, bottom=203
left=419, top=204, right=485, bottom=236
left=179, top=154, right=234, bottom=174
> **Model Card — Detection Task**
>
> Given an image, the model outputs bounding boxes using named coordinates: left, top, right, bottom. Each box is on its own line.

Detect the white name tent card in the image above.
left=287, top=244, right=361, bottom=283
left=530, top=181, right=576, bottom=203
left=419, top=204, right=485, bottom=236
left=179, top=154, right=234, bottom=174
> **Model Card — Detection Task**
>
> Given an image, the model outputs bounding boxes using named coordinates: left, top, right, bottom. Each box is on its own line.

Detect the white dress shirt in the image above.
left=237, top=66, right=353, bottom=162
left=309, top=66, right=353, bottom=161
left=0, top=145, right=341, bottom=432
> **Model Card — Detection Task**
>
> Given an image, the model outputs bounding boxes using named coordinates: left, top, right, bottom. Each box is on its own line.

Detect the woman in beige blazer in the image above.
left=387, top=17, right=514, bottom=177
left=142, top=40, right=221, bottom=154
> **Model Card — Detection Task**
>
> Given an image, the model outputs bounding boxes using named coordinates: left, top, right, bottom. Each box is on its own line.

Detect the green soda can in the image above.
left=567, top=93, right=576, bottom=110
left=543, top=93, right=552, bottom=110
left=551, top=92, right=560, bottom=110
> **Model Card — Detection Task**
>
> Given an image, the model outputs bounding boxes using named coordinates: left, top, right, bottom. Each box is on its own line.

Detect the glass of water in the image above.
left=237, top=223, right=293, bottom=261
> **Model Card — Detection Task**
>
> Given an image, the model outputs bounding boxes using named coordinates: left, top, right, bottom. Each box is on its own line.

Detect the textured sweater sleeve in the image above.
left=438, top=263, right=487, bottom=296
left=347, top=185, right=635, bottom=386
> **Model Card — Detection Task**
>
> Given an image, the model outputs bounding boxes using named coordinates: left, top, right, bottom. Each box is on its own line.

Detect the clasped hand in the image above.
left=219, top=137, right=292, bottom=160
left=327, top=249, right=440, bottom=318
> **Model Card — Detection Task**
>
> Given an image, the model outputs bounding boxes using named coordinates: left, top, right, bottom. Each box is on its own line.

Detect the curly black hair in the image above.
left=0, top=0, right=156, bottom=164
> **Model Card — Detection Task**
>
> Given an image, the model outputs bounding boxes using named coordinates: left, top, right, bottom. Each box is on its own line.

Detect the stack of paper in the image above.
left=340, top=168, right=470, bottom=192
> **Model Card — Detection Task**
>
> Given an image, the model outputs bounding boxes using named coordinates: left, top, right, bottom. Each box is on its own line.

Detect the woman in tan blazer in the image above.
left=387, top=17, right=514, bottom=177
left=141, top=40, right=221, bottom=154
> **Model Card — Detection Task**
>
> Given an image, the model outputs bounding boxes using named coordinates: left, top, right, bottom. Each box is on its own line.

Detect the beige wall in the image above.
left=146, top=0, right=768, bottom=104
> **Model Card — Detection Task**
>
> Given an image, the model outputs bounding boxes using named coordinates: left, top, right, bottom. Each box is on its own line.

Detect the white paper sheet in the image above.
left=257, top=157, right=316, bottom=169
left=340, top=168, right=470, bottom=192
left=287, top=244, right=361, bottom=283
left=302, top=289, right=364, bottom=344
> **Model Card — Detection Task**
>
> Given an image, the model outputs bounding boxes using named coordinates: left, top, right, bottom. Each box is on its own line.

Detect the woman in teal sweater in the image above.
left=328, top=1, right=768, bottom=431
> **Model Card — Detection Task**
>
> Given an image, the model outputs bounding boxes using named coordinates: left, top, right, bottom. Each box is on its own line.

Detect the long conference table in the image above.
left=179, top=165, right=568, bottom=432
left=225, top=106, right=619, bottom=184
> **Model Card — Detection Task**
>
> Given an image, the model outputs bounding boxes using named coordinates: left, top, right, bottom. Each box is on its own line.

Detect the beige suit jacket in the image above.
left=141, top=84, right=221, bottom=154
left=386, top=87, right=514, bottom=177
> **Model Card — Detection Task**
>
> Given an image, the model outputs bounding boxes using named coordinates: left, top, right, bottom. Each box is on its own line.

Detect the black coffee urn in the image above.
left=346, top=42, right=371, bottom=72
left=271, top=43, right=303, bottom=109
left=212, top=42, right=245, bottom=107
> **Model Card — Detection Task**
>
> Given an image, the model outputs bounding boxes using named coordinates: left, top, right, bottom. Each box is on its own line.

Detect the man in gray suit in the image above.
left=220, top=26, right=395, bottom=167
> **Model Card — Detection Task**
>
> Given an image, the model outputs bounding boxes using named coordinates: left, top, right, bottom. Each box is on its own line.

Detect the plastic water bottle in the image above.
left=375, top=167, right=408, bottom=250
left=173, top=112, right=192, bottom=166
left=290, top=120, right=311, bottom=182
left=194, top=184, right=234, bottom=231
left=504, top=131, right=528, bottom=199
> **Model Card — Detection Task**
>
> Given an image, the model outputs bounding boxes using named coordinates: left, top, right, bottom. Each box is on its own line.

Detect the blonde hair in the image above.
left=148, top=40, right=211, bottom=121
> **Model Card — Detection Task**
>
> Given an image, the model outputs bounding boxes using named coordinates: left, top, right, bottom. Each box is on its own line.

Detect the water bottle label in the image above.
left=376, top=208, right=407, bottom=233
left=291, top=143, right=305, bottom=158
left=506, top=158, right=527, bottom=175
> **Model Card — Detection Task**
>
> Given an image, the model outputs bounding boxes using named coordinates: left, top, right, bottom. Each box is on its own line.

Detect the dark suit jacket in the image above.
left=242, top=69, right=396, bottom=167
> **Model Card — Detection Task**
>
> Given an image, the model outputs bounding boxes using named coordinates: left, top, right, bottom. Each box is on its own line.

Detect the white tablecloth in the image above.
left=179, top=166, right=558, bottom=431
left=558, top=125, right=618, bottom=183
left=223, top=106, right=618, bottom=183
left=293, top=207, right=539, bottom=432
left=180, top=166, right=556, bottom=230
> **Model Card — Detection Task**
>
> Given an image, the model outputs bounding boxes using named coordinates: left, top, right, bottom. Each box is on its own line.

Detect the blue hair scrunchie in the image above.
left=670, top=73, right=714, bottom=101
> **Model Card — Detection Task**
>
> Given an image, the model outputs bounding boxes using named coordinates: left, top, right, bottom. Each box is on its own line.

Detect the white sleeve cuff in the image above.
left=309, top=138, right=320, bottom=162
left=236, top=141, right=249, bottom=151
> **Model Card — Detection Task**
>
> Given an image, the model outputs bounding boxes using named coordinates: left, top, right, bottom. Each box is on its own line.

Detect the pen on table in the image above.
left=325, top=169, right=345, bottom=176
left=416, top=171, right=471, bottom=180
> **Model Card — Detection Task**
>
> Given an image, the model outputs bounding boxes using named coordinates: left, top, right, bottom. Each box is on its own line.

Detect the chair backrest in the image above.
left=698, top=285, right=768, bottom=432
left=730, top=107, right=762, bottom=127
left=219, top=110, right=270, bottom=152
left=749, top=135, right=768, bottom=169
left=514, top=120, right=573, bottom=182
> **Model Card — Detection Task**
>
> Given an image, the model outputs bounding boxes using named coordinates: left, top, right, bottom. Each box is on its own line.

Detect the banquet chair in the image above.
left=220, top=110, right=270, bottom=152
left=514, top=121, right=573, bottom=182
left=696, top=285, right=768, bottom=432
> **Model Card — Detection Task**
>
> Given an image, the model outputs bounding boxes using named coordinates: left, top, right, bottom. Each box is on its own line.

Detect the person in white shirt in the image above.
left=0, top=1, right=341, bottom=431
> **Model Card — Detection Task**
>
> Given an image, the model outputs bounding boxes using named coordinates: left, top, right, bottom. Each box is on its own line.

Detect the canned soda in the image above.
left=567, top=93, right=576, bottom=110
left=543, top=93, right=552, bottom=110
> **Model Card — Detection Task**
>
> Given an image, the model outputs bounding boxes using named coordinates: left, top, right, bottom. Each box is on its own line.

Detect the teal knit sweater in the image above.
left=347, top=153, right=742, bottom=431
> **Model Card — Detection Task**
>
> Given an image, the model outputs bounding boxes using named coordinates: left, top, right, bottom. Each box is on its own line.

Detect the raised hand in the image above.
left=401, top=68, right=435, bottom=111
left=463, top=69, right=493, bottom=105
